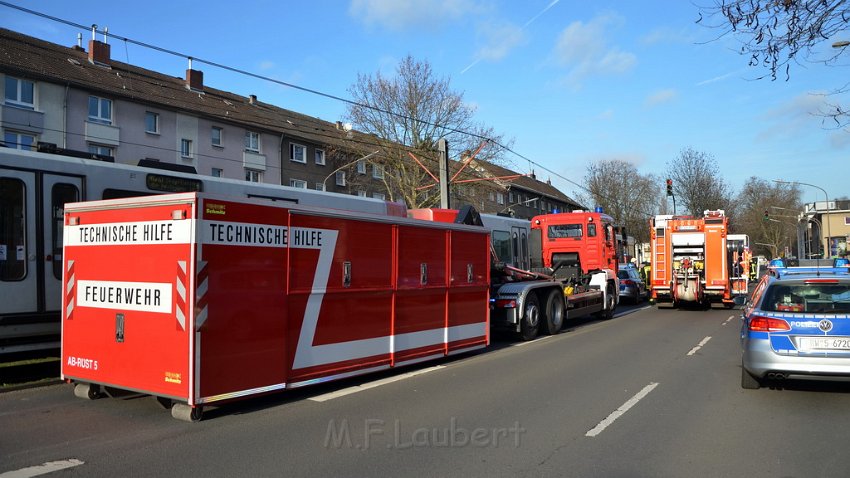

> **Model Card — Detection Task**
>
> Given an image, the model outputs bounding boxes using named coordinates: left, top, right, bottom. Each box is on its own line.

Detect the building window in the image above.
left=357, top=190, right=367, bottom=197
left=88, top=96, right=112, bottom=124
left=290, top=143, right=306, bottom=163
left=488, top=191, right=495, bottom=202
left=211, top=168, right=223, bottom=177
left=372, top=164, right=384, bottom=179
left=245, top=131, right=260, bottom=152
left=372, top=192, right=386, bottom=200
left=315, top=148, right=325, bottom=165
left=4, top=76, right=34, bottom=109
left=496, top=193, right=505, bottom=205
left=357, top=160, right=366, bottom=174
left=245, top=169, right=263, bottom=182
left=88, top=144, right=113, bottom=158
left=335, top=171, right=346, bottom=186
left=212, top=127, right=223, bottom=147
left=144, top=111, right=159, bottom=134
left=316, top=183, right=326, bottom=191
left=181, top=139, right=193, bottom=158
left=289, top=179, right=307, bottom=189
left=3, top=131, right=35, bottom=150
left=509, top=192, right=515, bottom=203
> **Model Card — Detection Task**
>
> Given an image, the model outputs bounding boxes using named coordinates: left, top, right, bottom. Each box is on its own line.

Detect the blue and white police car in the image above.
left=741, top=258, right=850, bottom=389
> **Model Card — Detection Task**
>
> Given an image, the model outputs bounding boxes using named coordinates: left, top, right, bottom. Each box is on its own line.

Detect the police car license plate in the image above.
left=798, top=337, right=850, bottom=351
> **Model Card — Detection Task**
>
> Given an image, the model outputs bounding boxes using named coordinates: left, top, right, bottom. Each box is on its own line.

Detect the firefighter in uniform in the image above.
left=640, top=262, right=651, bottom=288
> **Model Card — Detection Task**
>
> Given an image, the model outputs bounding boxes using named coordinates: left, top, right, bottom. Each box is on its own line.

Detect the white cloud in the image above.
left=258, top=60, right=275, bottom=71
left=639, top=26, right=696, bottom=46
left=552, top=14, right=637, bottom=87
left=475, top=21, right=525, bottom=62
left=349, top=0, right=481, bottom=31
left=644, top=89, right=678, bottom=107
left=597, top=109, right=614, bottom=120
left=757, top=91, right=832, bottom=141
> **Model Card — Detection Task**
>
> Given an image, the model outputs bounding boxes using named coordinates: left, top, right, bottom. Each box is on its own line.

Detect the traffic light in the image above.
left=665, top=178, right=673, bottom=196
left=763, top=209, right=769, bottom=221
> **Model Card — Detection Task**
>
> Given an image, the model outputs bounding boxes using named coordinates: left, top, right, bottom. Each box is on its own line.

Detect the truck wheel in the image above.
left=171, top=403, right=203, bottom=422
left=541, top=290, right=565, bottom=335
left=595, top=284, right=616, bottom=320
left=519, top=292, right=540, bottom=341
left=741, top=362, right=761, bottom=390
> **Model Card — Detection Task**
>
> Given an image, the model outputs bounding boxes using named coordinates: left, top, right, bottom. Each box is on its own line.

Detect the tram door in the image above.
left=0, top=169, right=80, bottom=318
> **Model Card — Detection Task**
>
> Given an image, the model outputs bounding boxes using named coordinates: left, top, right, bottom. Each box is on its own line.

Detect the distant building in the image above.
left=799, top=200, right=850, bottom=258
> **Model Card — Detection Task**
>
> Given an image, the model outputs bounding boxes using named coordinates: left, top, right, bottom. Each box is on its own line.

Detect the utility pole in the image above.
left=438, top=138, right=450, bottom=209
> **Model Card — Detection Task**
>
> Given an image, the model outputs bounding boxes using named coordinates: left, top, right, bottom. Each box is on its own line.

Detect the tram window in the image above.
left=101, top=189, right=156, bottom=200
left=0, top=177, right=26, bottom=281
left=51, top=183, right=79, bottom=279
left=491, top=230, right=511, bottom=263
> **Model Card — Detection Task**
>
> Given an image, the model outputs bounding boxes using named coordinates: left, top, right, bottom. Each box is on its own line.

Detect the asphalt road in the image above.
left=2, top=303, right=850, bottom=478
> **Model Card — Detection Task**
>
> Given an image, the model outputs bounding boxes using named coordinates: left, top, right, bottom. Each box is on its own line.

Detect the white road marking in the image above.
left=513, top=335, right=552, bottom=347
left=722, top=316, right=735, bottom=326
left=0, top=459, right=84, bottom=478
left=687, top=336, right=712, bottom=356
left=309, top=365, right=445, bottom=402
left=614, top=305, right=652, bottom=318
left=585, top=382, right=659, bottom=437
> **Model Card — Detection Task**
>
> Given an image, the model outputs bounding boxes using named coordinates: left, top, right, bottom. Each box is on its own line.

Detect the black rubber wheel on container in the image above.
left=541, top=289, right=565, bottom=335
left=519, top=292, right=541, bottom=341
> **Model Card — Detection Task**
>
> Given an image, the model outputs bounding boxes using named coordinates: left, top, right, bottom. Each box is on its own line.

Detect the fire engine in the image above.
left=649, top=210, right=741, bottom=309
left=411, top=209, right=621, bottom=341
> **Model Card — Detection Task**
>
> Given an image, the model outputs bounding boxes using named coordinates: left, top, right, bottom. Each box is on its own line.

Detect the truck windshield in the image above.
left=548, top=224, right=582, bottom=239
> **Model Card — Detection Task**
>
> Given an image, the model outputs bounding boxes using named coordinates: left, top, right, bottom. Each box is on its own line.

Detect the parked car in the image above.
left=618, top=264, right=647, bottom=304
left=740, top=258, right=850, bottom=389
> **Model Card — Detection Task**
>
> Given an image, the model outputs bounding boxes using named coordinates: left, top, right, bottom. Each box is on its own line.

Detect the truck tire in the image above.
left=594, top=283, right=616, bottom=320
left=519, top=292, right=540, bottom=341
left=541, top=289, right=564, bottom=335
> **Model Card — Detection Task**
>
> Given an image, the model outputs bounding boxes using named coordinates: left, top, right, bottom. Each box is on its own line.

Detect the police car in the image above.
left=741, top=258, right=850, bottom=389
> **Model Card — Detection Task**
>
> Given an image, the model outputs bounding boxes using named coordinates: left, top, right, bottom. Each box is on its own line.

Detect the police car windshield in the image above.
left=762, top=283, right=850, bottom=313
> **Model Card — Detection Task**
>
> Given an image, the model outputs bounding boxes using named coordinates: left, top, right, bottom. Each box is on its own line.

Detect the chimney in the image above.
left=249, top=94, right=257, bottom=105
left=185, top=58, right=203, bottom=90
left=72, top=32, right=84, bottom=52
left=88, top=25, right=111, bottom=66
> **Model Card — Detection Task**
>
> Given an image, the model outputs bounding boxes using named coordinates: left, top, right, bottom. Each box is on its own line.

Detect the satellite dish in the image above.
left=343, top=123, right=353, bottom=132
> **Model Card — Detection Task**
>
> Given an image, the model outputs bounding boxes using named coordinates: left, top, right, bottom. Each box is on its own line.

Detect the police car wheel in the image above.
left=741, top=365, right=761, bottom=390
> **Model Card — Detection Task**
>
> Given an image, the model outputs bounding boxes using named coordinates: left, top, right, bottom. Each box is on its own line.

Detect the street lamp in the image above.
left=773, top=179, right=832, bottom=258
left=322, top=150, right=380, bottom=191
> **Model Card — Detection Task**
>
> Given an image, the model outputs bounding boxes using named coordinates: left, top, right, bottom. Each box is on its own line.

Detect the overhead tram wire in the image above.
left=1, top=1, right=659, bottom=218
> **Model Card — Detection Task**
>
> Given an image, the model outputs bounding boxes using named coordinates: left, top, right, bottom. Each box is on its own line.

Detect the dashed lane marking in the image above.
left=586, top=382, right=659, bottom=437
left=0, top=459, right=84, bottom=478
left=687, top=336, right=712, bottom=356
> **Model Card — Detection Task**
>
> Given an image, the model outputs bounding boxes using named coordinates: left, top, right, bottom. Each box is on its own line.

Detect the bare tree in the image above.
left=666, top=147, right=733, bottom=216
left=735, top=177, right=802, bottom=258
left=698, top=0, right=850, bottom=127
left=578, top=159, right=661, bottom=244
left=345, top=55, right=508, bottom=208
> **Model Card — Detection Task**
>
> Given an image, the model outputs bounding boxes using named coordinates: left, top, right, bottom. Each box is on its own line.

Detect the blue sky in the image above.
left=2, top=0, right=848, bottom=205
